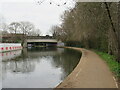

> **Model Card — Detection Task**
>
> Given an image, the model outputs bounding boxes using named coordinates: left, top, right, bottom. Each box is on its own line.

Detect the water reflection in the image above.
left=1, top=50, right=22, bottom=61
left=2, top=47, right=81, bottom=88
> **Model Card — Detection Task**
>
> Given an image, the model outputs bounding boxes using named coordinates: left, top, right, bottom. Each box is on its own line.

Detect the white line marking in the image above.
left=113, top=77, right=118, bottom=88
left=76, top=69, right=82, bottom=77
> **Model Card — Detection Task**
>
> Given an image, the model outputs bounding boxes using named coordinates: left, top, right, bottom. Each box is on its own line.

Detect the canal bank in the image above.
left=56, top=47, right=118, bottom=88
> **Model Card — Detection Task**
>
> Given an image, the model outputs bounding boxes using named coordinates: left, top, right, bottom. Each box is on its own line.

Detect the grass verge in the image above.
left=95, top=51, right=120, bottom=78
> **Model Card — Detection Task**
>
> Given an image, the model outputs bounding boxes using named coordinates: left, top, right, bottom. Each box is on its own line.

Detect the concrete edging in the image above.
left=55, top=47, right=84, bottom=88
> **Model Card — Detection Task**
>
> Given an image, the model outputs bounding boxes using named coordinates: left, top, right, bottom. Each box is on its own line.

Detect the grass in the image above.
left=95, top=51, right=120, bottom=78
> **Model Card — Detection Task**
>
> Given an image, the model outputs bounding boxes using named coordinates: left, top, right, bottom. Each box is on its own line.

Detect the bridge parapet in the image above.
left=27, top=39, right=57, bottom=43
left=27, top=35, right=54, bottom=39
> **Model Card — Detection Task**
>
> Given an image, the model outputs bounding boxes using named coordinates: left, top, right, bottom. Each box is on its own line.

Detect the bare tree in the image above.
left=104, top=2, right=120, bottom=61
left=9, top=22, right=21, bottom=34
left=36, top=29, right=41, bottom=36
left=28, top=29, right=41, bottom=36
left=57, top=2, right=119, bottom=60
left=19, top=22, right=35, bottom=47
left=20, top=22, right=35, bottom=35
left=50, top=25, right=66, bottom=41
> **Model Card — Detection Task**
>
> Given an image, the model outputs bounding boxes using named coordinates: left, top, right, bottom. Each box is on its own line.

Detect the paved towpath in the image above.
left=56, top=47, right=118, bottom=88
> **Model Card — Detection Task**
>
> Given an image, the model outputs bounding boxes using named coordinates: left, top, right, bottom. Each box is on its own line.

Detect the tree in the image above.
left=2, top=30, right=8, bottom=35
left=28, top=29, right=41, bottom=36
left=0, top=23, right=8, bottom=34
left=9, top=22, right=21, bottom=34
left=104, top=2, right=119, bottom=62
left=118, top=2, right=120, bottom=62
left=19, top=22, right=35, bottom=47
left=20, top=22, right=35, bottom=35
left=50, top=25, right=66, bottom=41
left=54, top=2, right=119, bottom=61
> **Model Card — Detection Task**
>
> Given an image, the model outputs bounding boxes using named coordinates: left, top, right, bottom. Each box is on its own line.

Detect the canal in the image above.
left=2, top=47, right=81, bottom=88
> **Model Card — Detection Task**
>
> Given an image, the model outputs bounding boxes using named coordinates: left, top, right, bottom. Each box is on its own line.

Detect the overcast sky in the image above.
left=0, top=0, right=75, bottom=35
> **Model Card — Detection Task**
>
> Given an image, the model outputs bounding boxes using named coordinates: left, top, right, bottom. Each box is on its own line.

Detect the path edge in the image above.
left=55, top=47, right=85, bottom=88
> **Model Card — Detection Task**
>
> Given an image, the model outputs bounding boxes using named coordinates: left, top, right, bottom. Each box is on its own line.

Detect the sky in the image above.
left=0, top=0, right=75, bottom=35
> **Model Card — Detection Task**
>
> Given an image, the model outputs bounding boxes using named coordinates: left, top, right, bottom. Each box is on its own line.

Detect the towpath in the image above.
left=56, top=47, right=118, bottom=88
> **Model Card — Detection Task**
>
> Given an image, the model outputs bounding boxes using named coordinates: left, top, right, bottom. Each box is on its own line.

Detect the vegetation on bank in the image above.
left=95, top=50, right=120, bottom=78
left=51, top=2, right=120, bottom=62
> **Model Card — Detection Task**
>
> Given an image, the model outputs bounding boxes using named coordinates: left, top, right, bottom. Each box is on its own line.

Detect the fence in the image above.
left=0, top=43, right=22, bottom=52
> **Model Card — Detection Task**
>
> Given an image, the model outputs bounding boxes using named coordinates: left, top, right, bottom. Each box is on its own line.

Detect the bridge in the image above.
left=26, top=35, right=58, bottom=47
left=27, top=38, right=58, bottom=47
left=1, top=34, right=59, bottom=47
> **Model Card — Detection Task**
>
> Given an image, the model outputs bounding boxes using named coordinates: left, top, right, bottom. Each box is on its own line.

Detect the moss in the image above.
left=95, top=51, right=120, bottom=78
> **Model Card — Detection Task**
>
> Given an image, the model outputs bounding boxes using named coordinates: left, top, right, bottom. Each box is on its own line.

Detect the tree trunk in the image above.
left=104, top=2, right=119, bottom=62
left=118, top=2, right=120, bottom=62
left=108, top=28, right=113, bottom=55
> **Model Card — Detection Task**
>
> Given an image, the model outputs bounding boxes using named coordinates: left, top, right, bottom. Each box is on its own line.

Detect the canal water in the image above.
left=2, top=47, right=81, bottom=88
